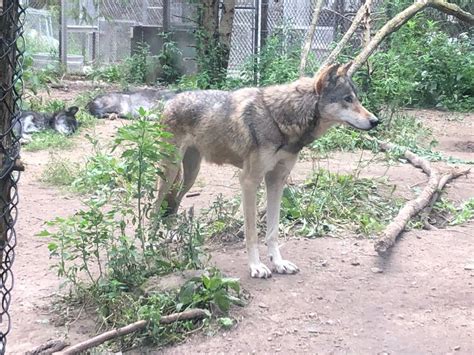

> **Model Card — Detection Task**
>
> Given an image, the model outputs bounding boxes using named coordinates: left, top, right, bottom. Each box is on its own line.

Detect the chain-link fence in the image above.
left=21, top=0, right=375, bottom=73
left=0, top=1, right=24, bottom=354
left=19, top=0, right=473, bottom=75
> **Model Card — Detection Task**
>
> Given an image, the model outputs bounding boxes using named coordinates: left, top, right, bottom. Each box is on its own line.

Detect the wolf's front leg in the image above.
left=264, top=160, right=299, bottom=275
left=240, top=168, right=271, bottom=278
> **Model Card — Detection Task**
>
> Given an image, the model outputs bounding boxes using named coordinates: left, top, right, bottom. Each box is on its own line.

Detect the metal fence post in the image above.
left=59, top=0, right=67, bottom=67
left=0, top=1, right=24, bottom=354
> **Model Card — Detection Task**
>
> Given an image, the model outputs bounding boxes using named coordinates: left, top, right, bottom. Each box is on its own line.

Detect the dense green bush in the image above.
left=357, top=14, right=473, bottom=111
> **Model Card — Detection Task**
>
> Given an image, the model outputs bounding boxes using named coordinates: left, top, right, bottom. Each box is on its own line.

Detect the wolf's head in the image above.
left=52, top=106, right=79, bottom=135
left=314, top=62, right=378, bottom=130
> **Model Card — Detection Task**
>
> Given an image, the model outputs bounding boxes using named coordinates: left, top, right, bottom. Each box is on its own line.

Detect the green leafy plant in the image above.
left=41, top=154, right=80, bottom=187
left=356, top=14, right=473, bottom=112
left=431, top=197, right=474, bottom=227
left=157, top=33, right=182, bottom=84
left=178, top=269, right=243, bottom=314
left=23, top=131, right=75, bottom=152
left=41, top=108, right=242, bottom=349
left=280, top=169, right=402, bottom=237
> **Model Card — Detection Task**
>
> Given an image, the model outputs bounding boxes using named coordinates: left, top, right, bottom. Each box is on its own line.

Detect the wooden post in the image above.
left=59, top=0, right=67, bottom=67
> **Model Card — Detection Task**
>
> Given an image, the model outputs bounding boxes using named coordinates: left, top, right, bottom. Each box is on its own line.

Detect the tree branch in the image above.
left=57, top=309, right=209, bottom=355
left=373, top=140, right=470, bottom=255
left=430, top=0, right=474, bottom=25
left=299, top=0, right=325, bottom=76
left=319, top=0, right=373, bottom=72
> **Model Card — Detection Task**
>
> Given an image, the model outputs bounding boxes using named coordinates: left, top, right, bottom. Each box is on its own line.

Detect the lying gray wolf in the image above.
left=86, top=89, right=178, bottom=118
left=14, top=106, right=79, bottom=144
left=155, top=62, right=379, bottom=278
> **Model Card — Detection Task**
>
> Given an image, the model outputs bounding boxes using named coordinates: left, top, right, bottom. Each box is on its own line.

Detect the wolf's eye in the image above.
left=344, top=95, right=353, bottom=103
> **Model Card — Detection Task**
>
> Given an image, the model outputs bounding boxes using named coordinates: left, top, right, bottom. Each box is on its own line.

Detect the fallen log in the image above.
left=56, top=308, right=209, bottom=355
left=374, top=140, right=470, bottom=255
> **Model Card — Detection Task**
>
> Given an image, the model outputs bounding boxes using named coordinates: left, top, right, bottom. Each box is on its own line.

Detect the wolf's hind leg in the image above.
left=264, top=158, right=299, bottom=275
left=166, top=146, right=202, bottom=214
left=153, top=146, right=185, bottom=218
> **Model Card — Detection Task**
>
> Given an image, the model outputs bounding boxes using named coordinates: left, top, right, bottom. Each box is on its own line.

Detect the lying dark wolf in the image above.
left=14, top=106, right=79, bottom=144
left=155, top=62, right=379, bottom=278
left=86, top=89, right=177, bottom=118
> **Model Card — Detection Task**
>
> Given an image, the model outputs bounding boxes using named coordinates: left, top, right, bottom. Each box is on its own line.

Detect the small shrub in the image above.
left=356, top=14, right=474, bottom=112
left=41, top=154, right=80, bottom=187
left=41, top=108, right=242, bottom=349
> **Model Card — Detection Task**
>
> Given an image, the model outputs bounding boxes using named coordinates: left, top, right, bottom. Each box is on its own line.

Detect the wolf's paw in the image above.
left=272, top=260, right=300, bottom=274
left=249, top=263, right=272, bottom=279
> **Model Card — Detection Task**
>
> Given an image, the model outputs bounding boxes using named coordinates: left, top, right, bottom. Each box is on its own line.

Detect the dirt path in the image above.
left=7, top=93, right=474, bottom=354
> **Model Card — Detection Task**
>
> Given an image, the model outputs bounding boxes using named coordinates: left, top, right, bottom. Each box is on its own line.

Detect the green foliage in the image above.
left=311, top=113, right=473, bottom=164
left=23, top=131, right=75, bottom=152
left=21, top=52, right=61, bottom=96
left=88, top=40, right=181, bottom=86
left=201, top=194, right=242, bottom=239
left=88, top=42, right=152, bottom=85
left=357, top=14, right=473, bottom=112
left=71, top=137, right=126, bottom=194
left=238, top=29, right=317, bottom=88
left=280, top=169, right=402, bottom=237
left=24, top=97, right=66, bottom=112
left=178, top=269, right=243, bottom=314
left=41, top=108, right=242, bottom=349
left=157, top=34, right=182, bottom=84
left=41, top=154, right=80, bottom=187
left=432, top=197, right=474, bottom=227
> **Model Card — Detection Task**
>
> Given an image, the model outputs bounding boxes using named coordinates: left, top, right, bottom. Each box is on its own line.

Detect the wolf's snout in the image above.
left=369, top=115, right=379, bottom=128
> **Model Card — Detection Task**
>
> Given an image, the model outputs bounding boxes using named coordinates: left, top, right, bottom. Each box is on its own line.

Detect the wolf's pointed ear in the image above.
left=67, top=106, right=79, bottom=115
left=337, top=61, right=353, bottom=76
left=314, top=63, right=339, bottom=95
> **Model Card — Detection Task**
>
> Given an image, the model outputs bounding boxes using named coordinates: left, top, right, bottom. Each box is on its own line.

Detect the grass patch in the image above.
left=41, top=154, right=80, bottom=187
left=280, top=169, right=402, bottom=237
left=430, top=197, right=474, bottom=227
left=23, top=131, right=75, bottom=152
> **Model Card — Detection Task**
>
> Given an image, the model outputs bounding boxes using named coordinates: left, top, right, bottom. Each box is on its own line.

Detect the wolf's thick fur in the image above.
left=156, top=63, right=379, bottom=278
left=14, top=106, right=79, bottom=144
left=87, top=89, right=177, bottom=118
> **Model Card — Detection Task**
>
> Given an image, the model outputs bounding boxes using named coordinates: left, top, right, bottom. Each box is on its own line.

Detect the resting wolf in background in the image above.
left=86, top=89, right=178, bottom=118
left=14, top=106, right=79, bottom=144
left=155, top=62, right=379, bottom=278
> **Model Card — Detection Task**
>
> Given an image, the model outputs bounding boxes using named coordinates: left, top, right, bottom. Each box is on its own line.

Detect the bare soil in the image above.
left=8, top=84, right=474, bottom=354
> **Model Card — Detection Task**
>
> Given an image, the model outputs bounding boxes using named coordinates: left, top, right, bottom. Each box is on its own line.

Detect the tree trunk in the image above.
left=197, top=0, right=236, bottom=87
left=299, top=0, right=324, bottom=77
left=218, top=0, right=236, bottom=73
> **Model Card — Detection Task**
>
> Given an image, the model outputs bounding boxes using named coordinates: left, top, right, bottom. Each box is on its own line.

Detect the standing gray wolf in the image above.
left=155, top=62, right=379, bottom=278
left=86, top=89, right=178, bottom=118
left=14, top=106, right=79, bottom=144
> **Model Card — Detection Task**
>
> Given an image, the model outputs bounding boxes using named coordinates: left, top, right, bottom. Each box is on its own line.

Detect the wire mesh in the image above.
left=0, top=1, right=24, bottom=354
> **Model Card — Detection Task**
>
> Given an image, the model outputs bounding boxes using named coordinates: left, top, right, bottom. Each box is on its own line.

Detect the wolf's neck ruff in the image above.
left=263, top=78, right=323, bottom=154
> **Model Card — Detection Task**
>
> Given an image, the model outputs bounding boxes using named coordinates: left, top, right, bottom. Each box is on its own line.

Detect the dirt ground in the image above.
left=8, top=83, right=474, bottom=354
